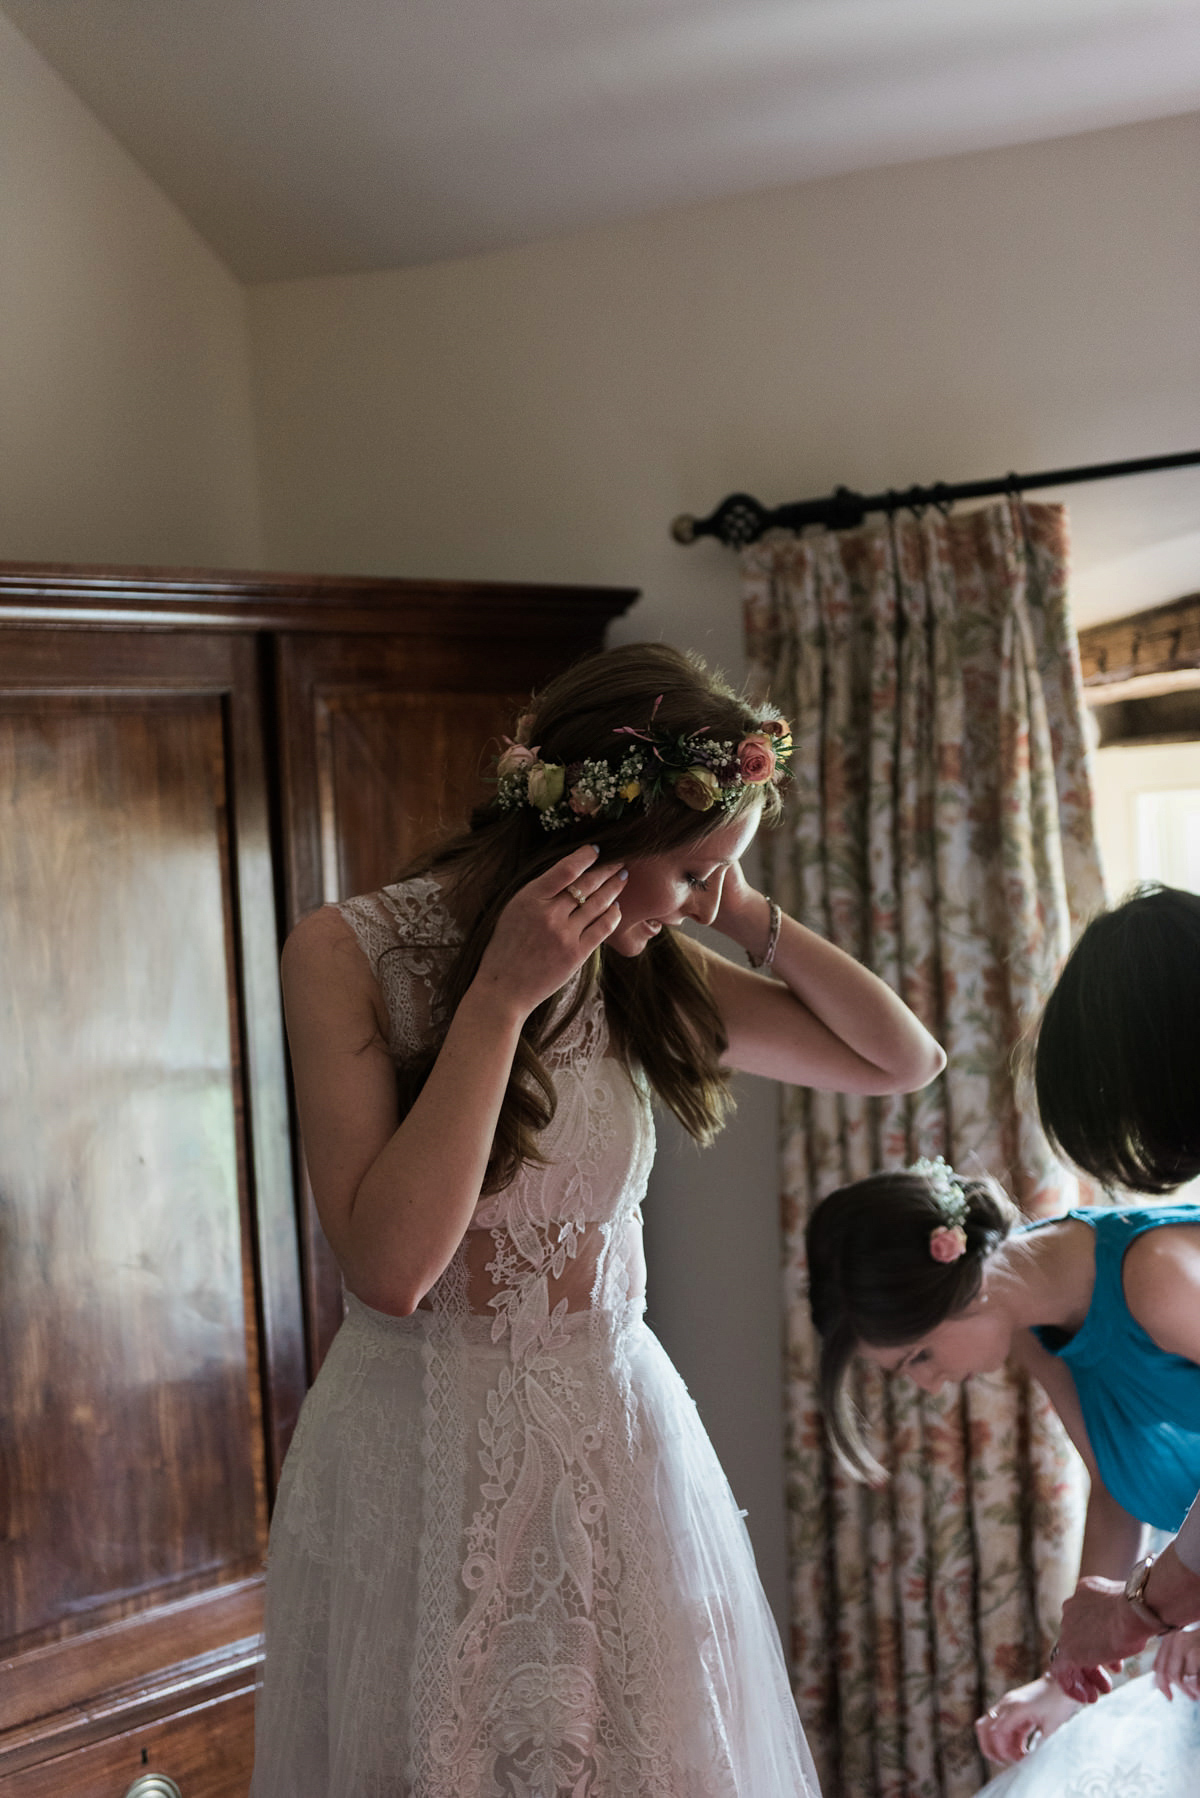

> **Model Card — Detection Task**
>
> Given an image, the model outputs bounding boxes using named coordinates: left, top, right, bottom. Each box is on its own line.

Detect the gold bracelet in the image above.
left=1125, top=1552, right=1172, bottom=1635
left=746, top=898, right=782, bottom=970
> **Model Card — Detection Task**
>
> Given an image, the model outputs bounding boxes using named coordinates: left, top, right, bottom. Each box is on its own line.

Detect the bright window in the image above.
left=1091, top=738, right=1200, bottom=902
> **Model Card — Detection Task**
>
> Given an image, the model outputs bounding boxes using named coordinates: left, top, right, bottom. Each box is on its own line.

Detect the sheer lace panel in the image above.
left=418, top=1215, right=646, bottom=1324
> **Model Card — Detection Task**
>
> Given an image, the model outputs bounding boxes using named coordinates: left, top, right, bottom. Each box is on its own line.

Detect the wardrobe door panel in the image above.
left=1, top=691, right=263, bottom=1639
left=0, top=630, right=301, bottom=1790
left=276, top=632, right=535, bottom=921
left=312, top=685, right=515, bottom=901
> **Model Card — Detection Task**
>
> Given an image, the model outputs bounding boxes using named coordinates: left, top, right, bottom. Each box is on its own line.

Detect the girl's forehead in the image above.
left=860, top=1341, right=918, bottom=1372
left=862, top=1313, right=964, bottom=1369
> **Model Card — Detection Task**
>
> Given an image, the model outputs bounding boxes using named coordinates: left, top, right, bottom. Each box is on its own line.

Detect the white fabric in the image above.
left=250, top=876, right=820, bottom=1797
left=978, top=1675, right=1200, bottom=1797
left=1173, top=1495, right=1200, bottom=1577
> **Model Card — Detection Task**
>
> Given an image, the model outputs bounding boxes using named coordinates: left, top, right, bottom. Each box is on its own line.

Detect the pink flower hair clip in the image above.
left=929, top=1224, right=968, bottom=1263
left=910, top=1154, right=970, bottom=1264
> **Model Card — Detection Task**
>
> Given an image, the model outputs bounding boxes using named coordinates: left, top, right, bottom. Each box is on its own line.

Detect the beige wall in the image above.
left=246, top=112, right=1200, bottom=1633
left=250, top=111, right=1200, bottom=655
left=0, top=10, right=262, bottom=568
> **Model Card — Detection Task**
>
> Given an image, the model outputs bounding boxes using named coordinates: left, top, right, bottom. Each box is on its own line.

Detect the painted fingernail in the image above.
left=619, top=869, right=629, bottom=880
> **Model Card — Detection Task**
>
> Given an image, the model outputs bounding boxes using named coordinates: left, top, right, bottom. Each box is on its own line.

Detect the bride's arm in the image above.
left=283, top=845, right=624, bottom=1316
left=691, top=866, right=945, bottom=1094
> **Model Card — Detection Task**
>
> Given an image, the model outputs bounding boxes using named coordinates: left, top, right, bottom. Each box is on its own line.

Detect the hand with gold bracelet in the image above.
left=1050, top=1542, right=1200, bottom=1703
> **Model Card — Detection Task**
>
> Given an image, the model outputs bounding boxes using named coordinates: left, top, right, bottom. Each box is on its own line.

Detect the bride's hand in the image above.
left=474, top=844, right=626, bottom=1017
left=710, top=860, right=767, bottom=946
left=974, top=1675, right=1081, bottom=1765
left=1154, top=1625, right=1200, bottom=1701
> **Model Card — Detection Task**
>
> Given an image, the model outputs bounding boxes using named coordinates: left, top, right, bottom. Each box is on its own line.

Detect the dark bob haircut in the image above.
left=805, top=1169, right=1018, bottom=1481
left=1034, top=884, right=1200, bottom=1195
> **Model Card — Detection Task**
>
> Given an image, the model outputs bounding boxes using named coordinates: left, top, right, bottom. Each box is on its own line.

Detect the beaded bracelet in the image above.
left=746, top=897, right=782, bottom=971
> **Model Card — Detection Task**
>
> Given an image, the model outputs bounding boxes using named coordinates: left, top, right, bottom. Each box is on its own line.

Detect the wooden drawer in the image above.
left=0, top=1684, right=255, bottom=1798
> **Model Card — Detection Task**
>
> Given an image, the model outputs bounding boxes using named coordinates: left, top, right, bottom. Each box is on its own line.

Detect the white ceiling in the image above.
left=5, top=0, right=1200, bottom=283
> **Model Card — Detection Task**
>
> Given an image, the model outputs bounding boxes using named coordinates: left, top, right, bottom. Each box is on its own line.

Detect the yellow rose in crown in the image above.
left=526, top=761, right=566, bottom=811
left=672, top=767, right=721, bottom=811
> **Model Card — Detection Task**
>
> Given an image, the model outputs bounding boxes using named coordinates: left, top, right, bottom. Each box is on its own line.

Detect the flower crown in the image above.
left=911, top=1155, right=970, bottom=1263
left=494, top=697, right=793, bottom=832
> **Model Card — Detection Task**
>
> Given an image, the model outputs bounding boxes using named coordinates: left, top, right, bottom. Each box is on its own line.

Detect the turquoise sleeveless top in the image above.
left=1030, top=1204, right=1200, bottom=1531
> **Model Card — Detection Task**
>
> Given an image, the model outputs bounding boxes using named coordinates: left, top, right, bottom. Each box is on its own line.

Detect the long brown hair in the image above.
left=394, top=642, right=787, bottom=1193
left=805, top=1169, right=1020, bottom=1481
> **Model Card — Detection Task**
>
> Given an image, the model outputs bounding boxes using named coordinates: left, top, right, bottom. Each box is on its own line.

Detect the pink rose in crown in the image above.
left=569, top=785, right=603, bottom=816
left=929, top=1224, right=968, bottom=1263
left=673, top=766, right=721, bottom=811
left=497, top=740, right=540, bottom=779
left=737, top=733, right=777, bottom=785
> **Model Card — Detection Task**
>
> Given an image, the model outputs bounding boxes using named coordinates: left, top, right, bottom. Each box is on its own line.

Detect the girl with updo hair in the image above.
left=806, top=1165, right=1019, bottom=1484
left=806, top=1158, right=1200, bottom=1789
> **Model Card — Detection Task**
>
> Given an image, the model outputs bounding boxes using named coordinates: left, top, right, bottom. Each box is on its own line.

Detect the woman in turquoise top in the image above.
left=805, top=1160, right=1200, bottom=1784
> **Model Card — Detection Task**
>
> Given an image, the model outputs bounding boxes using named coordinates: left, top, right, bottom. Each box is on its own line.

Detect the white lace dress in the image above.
left=250, top=876, right=820, bottom=1798
left=977, top=1673, right=1200, bottom=1797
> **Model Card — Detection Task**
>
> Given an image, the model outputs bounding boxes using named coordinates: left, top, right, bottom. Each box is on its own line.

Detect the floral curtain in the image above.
left=742, top=499, right=1106, bottom=1798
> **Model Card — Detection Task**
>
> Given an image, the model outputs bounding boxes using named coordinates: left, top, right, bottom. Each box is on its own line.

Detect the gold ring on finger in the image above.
left=567, top=884, right=586, bottom=907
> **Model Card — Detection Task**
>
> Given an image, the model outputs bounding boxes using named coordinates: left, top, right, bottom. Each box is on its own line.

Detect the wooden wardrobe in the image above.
left=0, top=562, right=635, bottom=1797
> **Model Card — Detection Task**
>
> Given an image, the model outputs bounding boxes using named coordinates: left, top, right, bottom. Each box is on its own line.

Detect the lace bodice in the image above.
left=336, top=876, right=656, bottom=1327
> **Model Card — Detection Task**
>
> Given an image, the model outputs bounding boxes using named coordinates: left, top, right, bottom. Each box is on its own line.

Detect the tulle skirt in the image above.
left=250, top=1297, right=819, bottom=1797
left=978, top=1673, right=1200, bottom=1797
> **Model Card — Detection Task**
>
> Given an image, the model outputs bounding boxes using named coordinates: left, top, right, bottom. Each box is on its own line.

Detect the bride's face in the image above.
left=860, top=1294, right=1013, bottom=1394
left=606, top=809, right=759, bottom=957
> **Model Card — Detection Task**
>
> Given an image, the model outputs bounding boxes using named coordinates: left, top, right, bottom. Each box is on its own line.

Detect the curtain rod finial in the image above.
left=670, top=514, right=698, bottom=544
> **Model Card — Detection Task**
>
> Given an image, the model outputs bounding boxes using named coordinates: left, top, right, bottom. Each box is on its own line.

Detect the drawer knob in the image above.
left=122, top=1778, right=183, bottom=1798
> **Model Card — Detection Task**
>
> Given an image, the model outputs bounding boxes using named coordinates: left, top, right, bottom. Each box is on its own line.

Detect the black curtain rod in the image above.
left=671, top=448, right=1200, bottom=549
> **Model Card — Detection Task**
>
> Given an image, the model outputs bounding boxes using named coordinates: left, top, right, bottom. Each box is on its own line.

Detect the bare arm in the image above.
left=1012, top=1328, right=1144, bottom=1581
left=977, top=1331, right=1143, bottom=1757
left=1014, top=1322, right=1192, bottom=1700
left=282, top=846, right=625, bottom=1317
left=695, top=869, right=945, bottom=1094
